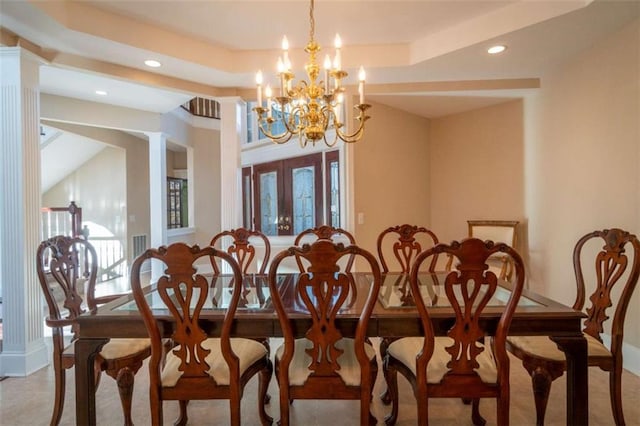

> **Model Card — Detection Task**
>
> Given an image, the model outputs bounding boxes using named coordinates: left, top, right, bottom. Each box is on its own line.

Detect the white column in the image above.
left=218, top=97, right=244, bottom=231
left=146, top=132, right=167, bottom=282
left=0, top=47, right=49, bottom=376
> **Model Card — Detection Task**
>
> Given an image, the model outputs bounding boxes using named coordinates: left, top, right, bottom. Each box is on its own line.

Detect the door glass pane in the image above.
left=259, top=171, right=278, bottom=236
left=292, top=166, right=315, bottom=234
left=329, top=160, right=340, bottom=227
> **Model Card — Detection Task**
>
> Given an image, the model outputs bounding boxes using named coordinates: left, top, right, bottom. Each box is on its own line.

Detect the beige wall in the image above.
left=166, top=150, right=188, bottom=177
left=524, top=19, right=640, bottom=349
left=429, top=100, right=525, bottom=252
left=353, top=100, right=431, bottom=259
left=43, top=145, right=127, bottom=248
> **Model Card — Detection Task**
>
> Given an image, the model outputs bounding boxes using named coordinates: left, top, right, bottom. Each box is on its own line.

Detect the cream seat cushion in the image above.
left=275, top=338, right=376, bottom=386
left=161, top=338, right=268, bottom=387
left=387, top=336, right=498, bottom=383
left=65, top=338, right=151, bottom=360
left=507, top=333, right=611, bottom=361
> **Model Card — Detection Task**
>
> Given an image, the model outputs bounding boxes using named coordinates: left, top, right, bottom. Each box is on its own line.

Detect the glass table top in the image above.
left=113, top=271, right=542, bottom=313
left=115, top=274, right=274, bottom=311
left=375, top=272, right=541, bottom=309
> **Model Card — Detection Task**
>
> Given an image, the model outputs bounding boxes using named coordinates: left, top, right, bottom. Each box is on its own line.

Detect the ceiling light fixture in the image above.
left=144, top=59, right=162, bottom=68
left=95, top=90, right=107, bottom=96
left=487, top=45, right=507, bottom=54
left=254, top=0, right=370, bottom=147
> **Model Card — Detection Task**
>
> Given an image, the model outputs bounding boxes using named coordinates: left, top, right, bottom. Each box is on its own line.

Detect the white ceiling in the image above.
left=1, top=0, right=638, bottom=118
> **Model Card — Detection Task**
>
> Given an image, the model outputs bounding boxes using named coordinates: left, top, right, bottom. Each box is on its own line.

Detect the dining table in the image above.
left=75, top=271, right=588, bottom=425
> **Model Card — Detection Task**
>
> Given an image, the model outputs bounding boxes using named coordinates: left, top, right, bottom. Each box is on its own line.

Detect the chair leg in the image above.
left=609, top=366, right=625, bottom=426
left=278, top=388, right=291, bottom=426
left=530, top=366, right=554, bottom=426
left=50, top=358, right=65, bottom=426
left=417, top=394, right=429, bottom=426
left=379, top=338, right=391, bottom=405
left=382, top=362, right=399, bottom=426
left=229, top=392, right=241, bottom=426
left=258, top=360, right=274, bottom=426
left=173, top=401, right=189, bottom=426
left=361, top=387, right=374, bottom=426
left=496, top=395, right=510, bottom=426
left=116, top=367, right=135, bottom=426
left=471, top=399, right=486, bottom=426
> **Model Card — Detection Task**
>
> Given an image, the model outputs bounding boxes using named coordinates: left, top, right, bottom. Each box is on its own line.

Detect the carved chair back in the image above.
left=37, top=235, right=98, bottom=346
left=130, top=241, right=275, bottom=426
left=37, top=235, right=151, bottom=426
left=267, top=239, right=382, bottom=424
left=377, top=224, right=439, bottom=273
left=465, top=220, right=519, bottom=281
left=210, top=228, right=271, bottom=275
left=409, top=238, right=525, bottom=391
left=573, top=228, right=640, bottom=351
left=132, top=243, right=243, bottom=384
left=294, top=225, right=356, bottom=272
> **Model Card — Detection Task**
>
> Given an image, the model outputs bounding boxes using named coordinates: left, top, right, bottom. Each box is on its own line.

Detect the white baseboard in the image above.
left=602, top=334, right=640, bottom=376
left=0, top=339, right=49, bottom=377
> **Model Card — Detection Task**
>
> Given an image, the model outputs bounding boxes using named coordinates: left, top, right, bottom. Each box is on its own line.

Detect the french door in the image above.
left=253, top=153, right=323, bottom=236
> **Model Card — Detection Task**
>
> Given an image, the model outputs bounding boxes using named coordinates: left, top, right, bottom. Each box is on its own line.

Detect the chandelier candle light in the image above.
left=254, top=0, right=371, bottom=148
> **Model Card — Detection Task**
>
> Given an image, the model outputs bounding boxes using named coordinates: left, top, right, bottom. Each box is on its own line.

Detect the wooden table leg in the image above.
left=551, top=334, right=588, bottom=426
left=75, top=338, right=108, bottom=426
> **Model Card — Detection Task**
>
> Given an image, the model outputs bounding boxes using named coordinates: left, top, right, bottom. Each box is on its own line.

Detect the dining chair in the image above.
left=294, top=225, right=356, bottom=272
left=381, top=238, right=525, bottom=426
left=210, top=228, right=271, bottom=275
left=267, top=239, right=382, bottom=426
left=211, top=227, right=273, bottom=355
left=376, top=224, right=439, bottom=273
left=37, top=235, right=151, bottom=426
left=506, top=228, right=640, bottom=426
left=463, top=220, right=519, bottom=281
left=130, top=242, right=273, bottom=426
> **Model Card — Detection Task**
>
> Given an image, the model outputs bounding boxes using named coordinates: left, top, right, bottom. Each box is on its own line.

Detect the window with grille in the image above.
left=167, top=177, right=188, bottom=228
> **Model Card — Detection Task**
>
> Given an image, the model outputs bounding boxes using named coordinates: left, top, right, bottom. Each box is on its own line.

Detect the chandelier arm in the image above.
left=256, top=113, right=295, bottom=144
left=282, top=104, right=305, bottom=135
left=257, top=121, right=294, bottom=144
left=335, top=105, right=371, bottom=143
left=322, top=131, right=339, bottom=148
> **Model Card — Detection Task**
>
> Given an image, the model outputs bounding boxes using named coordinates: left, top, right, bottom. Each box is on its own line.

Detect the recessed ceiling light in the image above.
left=144, top=59, right=162, bottom=68
left=487, top=45, right=507, bottom=55
left=95, top=90, right=107, bottom=96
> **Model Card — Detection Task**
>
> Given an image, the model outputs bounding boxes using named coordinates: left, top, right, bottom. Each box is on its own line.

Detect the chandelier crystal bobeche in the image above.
left=254, top=0, right=370, bottom=148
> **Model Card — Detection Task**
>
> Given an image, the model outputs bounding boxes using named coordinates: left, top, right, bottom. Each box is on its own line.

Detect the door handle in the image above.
left=277, top=216, right=291, bottom=231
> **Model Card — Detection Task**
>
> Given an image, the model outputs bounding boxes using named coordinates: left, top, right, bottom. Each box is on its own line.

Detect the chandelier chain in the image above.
left=309, top=0, right=315, bottom=42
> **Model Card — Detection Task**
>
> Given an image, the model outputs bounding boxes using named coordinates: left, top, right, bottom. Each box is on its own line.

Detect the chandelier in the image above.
left=254, top=0, right=371, bottom=148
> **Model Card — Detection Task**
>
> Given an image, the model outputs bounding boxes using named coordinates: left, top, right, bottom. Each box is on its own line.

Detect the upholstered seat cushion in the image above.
left=387, top=336, right=498, bottom=383
left=100, top=338, right=150, bottom=359
left=64, top=338, right=150, bottom=359
left=161, top=338, right=268, bottom=387
left=507, top=333, right=611, bottom=362
left=275, top=338, right=376, bottom=386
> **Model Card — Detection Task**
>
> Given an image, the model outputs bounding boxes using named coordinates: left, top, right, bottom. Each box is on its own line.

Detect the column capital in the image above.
left=0, top=46, right=48, bottom=64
